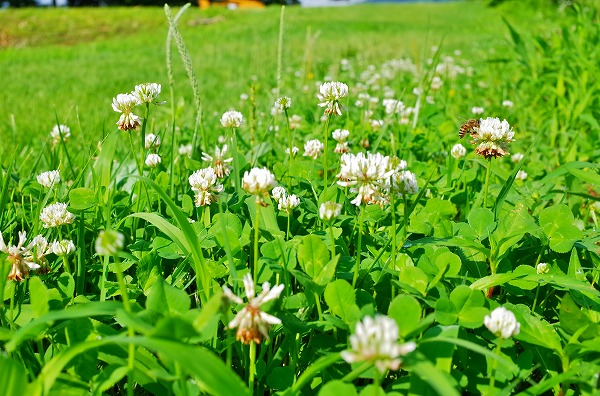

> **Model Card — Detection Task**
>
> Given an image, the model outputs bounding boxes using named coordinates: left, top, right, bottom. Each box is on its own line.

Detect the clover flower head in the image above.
left=484, top=307, right=521, bottom=339
left=223, top=273, right=284, bottom=344
left=220, top=110, right=244, bottom=128
left=289, top=114, right=302, bottom=130
left=271, top=186, right=287, bottom=202
left=515, top=170, right=527, bottom=181
left=319, top=201, right=342, bottom=221
left=389, top=170, right=419, bottom=197
left=1, top=231, right=42, bottom=281
left=451, top=144, right=466, bottom=159
left=285, top=146, right=300, bottom=157
left=188, top=167, right=224, bottom=207
left=37, top=170, right=60, bottom=188
left=536, top=262, right=550, bottom=274
left=274, top=96, right=292, bottom=112
left=132, top=83, right=163, bottom=105
left=145, top=153, right=162, bottom=168
left=95, top=230, right=125, bottom=256
left=471, top=117, right=515, bottom=159
left=317, top=81, right=349, bottom=116
left=278, top=194, right=300, bottom=213
left=201, top=145, right=233, bottom=178
left=178, top=143, right=193, bottom=157
left=40, top=203, right=75, bottom=228
left=511, top=152, right=524, bottom=163
left=144, top=133, right=161, bottom=149
left=112, top=93, right=141, bottom=131
left=242, top=167, right=277, bottom=202
left=332, top=129, right=350, bottom=143
left=430, top=76, right=443, bottom=90
left=502, top=100, right=514, bottom=108
left=341, top=315, right=416, bottom=374
left=303, top=139, right=324, bottom=160
left=471, top=107, right=485, bottom=115
left=337, top=152, right=394, bottom=206
left=52, top=239, right=76, bottom=256
left=50, top=124, right=71, bottom=146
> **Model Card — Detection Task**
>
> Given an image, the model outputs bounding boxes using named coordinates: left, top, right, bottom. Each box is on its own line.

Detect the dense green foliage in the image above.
left=0, top=2, right=599, bottom=395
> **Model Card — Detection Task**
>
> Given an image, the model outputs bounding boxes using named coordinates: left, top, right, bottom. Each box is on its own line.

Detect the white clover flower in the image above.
left=471, top=107, right=485, bottom=115
left=289, top=114, right=302, bottom=130
left=25, top=234, right=53, bottom=274
left=536, top=262, right=550, bottom=274
left=451, top=143, right=467, bottom=159
left=145, top=153, right=162, bottom=168
left=471, top=117, right=515, bottom=159
left=188, top=167, right=224, bottom=207
left=37, top=170, right=60, bottom=188
left=389, top=170, right=419, bottom=197
left=220, top=110, right=244, bottom=128
left=285, top=146, right=300, bottom=157
left=511, top=152, right=524, bottom=163
left=112, top=93, right=141, bottom=131
left=332, top=129, right=350, bottom=142
left=201, top=145, right=233, bottom=179
left=178, top=143, right=193, bottom=157
left=52, top=239, right=76, bottom=256
left=40, top=203, right=75, bottom=228
left=223, top=273, right=284, bottom=344
left=515, top=170, right=528, bottom=181
left=484, top=307, right=521, bottom=339
left=271, top=186, right=287, bottom=202
left=317, top=81, right=349, bottom=116
left=95, top=230, right=125, bottom=256
left=0, top=231, right=39, bottom=281
left=502, top=100, right=514, bottom=108
left=144, top=133, right=161, bottom=149
left=303, top=139, right=324, bottom=160
left=50, top=124, right=71, bottom=146
left=240, top=93, right=249, bottom=101
left=341, top=315, right=416, bottom=374
left=370, top=120, right=384, bottom=131
left=132, top=83, right=163, bottom=105
left=319, top=201, right=342, bottom=221
left=430, top=76, right=444, bottom=90
left=278, top=194, right=300, bottom=213
left=242, top=167, right=277, bottom=201
left=337, top=152, right=394, bottom=206
left=382, top=99, right=406, bottom=115
left=274, top=97, right=292, bottom=113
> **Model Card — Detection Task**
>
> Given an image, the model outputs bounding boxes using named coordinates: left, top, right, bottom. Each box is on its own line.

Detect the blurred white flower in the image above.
left=220, top=110, right=244, bottom=128
left=145, top=153, right=162, bottom=168
left=471, top=117, right=515, bottom=159
left=430, top=76, right=443, bottom=90
left=303, top=139, right=324, bottom=160
left=132, top=83, right=164, bottom=105
left=178, top=143, right=193, bottom=157
left=40, top=203, right=75, bottom=228
left=515, top=170, right=528, bottom=181
left=332, top=129, right=350, bottom=142
left=240, top=93, right=249, bottom=101
left=536, top=262, right=550, bottom=274
left=289, top=114, right=302, bottom=130
left=52, top=239, right=76, bottom=256
left=189, top=167, right=224, bottom=207
left=502, top=100, right=514, bottom=108
left=511, top=152, right=524, bottom=163
left=50, top=124, right=71, bottom=147
left=285, top=146, right=300, bottom=157
left=451, top=143, right=466, bottom=159
left=202, top=145, right=233, bottom=178
left=471, top=107, right=485, bottom=115
left=317, top=81, right=349, bottom=116
left=319, top=201, right=342, bottom=221
left=144, top=133, right=161, bottom=149
left=112, top=93, right=141, bottom=131
left=95, top=230, right=125, bottom=256
left=341, top=315, right=416, bottom=374
left=37, top=170, right=60, bottom=188
left=484, top=307, right=520, bottom=339
left=223, top=273, right=284, bottom=344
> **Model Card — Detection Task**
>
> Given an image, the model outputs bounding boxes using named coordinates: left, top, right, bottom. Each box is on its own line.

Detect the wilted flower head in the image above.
left=337, top=152, right=394, bottom=206
left=144, top=133, right=161, bottom=149
left=220, top=110, right=244, bottom=128
left=317, top=81, right=349, bottom=116
left=132, top=83, right=163, bottom=105
left=303, top=139, right=324, bottom=160
left=242, top=167, right=277, bottom=202
left=112, top=93, right=141, bottom=131
left=52, top=239, right=76, bottom=256
left=484, top=307, right=520, bottom=339
left=471, top=117, right=515, bottom=159
left=319, top=201, right=342, bottom=221
left=451, top=143, right=466, bottom=159
left=0, top=231, right=39, bottom=281
left=95, top=230, right=125, bottom=256
left=37, top=170, right=60, bottom=188
left=145, top=153, right=162, bottom=168
left=382, top=99, right=406, bottom=115
left=222, top=273, right=284, bottom=344
left=40, top=203, right=75, bottom=228
left=536, top=262, right=550, bottom=274
left=341, top=315, right=416, bottom=374
left=50, top=124, right=71, bottom=147
left=188, top=167, right=224, bottom=207
left=201, top=145, right=233, bottom=179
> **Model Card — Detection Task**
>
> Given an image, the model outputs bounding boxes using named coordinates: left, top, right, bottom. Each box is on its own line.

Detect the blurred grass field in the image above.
left=0, top=1, right=555, bottom=156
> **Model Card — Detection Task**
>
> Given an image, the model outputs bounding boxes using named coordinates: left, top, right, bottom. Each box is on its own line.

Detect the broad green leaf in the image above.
left=146, top=277, right=191, bottom=316
left=388, top=295, right=421, bottom=337
left=568, top=168, right=600, bottom=186
left=68, top=187, right=96, bottom=211
left=92, top=365, right=129, bottom=395
left=470, top=273, right=518, bottom=291
left=0, top=356, right=28, bottom=396
left=492, top=203, right=539, bottom=259
left=410, top=198, right=457, bottom=236
left=297, top=234, right=330, bottom=279
left=434, top=250, right=461, bottom=277
left=314, top=254, right=340, bottom=286
left=318, top=380, right=358, bottom=396
left=450, top=285, right=486, bottom=329
left=508, top=304, right=563, bottom=352
left=408, top=358, right=460, bottom=396
left=57, top=272, right=75, bottom=301
left=508, top=265, right=538, bottom=291
left=539, top=204, right=582, bottom=253
left=468, top=208, right=496, bottom=239
left=209, top=212, right=244, bottom=253
left=29, top=276, right=49, bottom=318
left=399, top=266, right=428, bottom=296
left=324, top=280, right=361, bottom=325
left=559, top=293, right=600, bottom=340
left=435, top=298, right=457, bottom=326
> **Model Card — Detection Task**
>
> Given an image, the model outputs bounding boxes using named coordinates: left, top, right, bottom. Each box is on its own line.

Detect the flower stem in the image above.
left=403, top=195, right=409, bottom=244
left=115, top=256, right=136, bottom=396
left=253, top=202, right=261, bottom=285
left=249, top=341, right=257, bottom=393
left=488, top=340, right=502, bottom=396
left=483, top=157, right=492, bottom=209
left=352, top=206, right=365, bottom=288
left=328, top=223, right=336, bottom=261
left=323, top=114, right=331, bottom=189
left=231, top=127, right=241, bottom=194
left=140, top=103, right=150, bottom=171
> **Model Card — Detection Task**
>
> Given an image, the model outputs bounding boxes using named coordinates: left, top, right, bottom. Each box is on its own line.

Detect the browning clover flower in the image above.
left=201, top=145, right=233, bottom=178
left=220, top=110, right=244, bottom=128
left=0, top=231, right=48, bottom=281
left=332, top=129, right=350, bottom=154
left=484, top=307, right=521, bottom=339
left=112, top=93, right=141, bottom=131
left=471, top=117, right=515, bottom=159
left=337, top=152, right=394, bottom=206
left=188, top=167, right=224, bottom=207
left=223, top=273, right=284, bottom=344
left=341, top=315, right=416, bottom=374
left=317, top=81, right=349, bottom=116
left=37, top=170, right=60, bottom=188
left=40, top=203, right=75, bottom=228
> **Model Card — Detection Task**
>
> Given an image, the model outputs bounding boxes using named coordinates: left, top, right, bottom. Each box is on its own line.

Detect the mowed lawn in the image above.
left=1, top=2, right=547, bottom=155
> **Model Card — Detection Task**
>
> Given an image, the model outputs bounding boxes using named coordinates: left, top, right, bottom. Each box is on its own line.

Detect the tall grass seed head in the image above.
left=37, top=170, right=60, bottom=188
left=40, top=203, right=75, bottom=228
left=317, top=81, right=349, bottom=116
left=95, top=230, right=125, bottom=256
left=220, top=110, right=244, bottom=128
left=484, top=307, right=521, bottom=339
